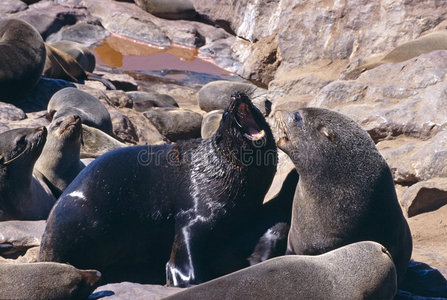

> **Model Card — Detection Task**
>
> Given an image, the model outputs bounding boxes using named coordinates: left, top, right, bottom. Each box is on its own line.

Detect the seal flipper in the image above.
left=166, top=231, right=196, bottom=287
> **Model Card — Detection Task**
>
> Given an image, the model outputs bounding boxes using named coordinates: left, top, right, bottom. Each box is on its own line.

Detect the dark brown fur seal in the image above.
left=274, top=107, right=412, bottom=286
left=34, top=114, right=85, bottom=198
left=0, top=18, right=46, bottom=102
left=39, top=91, right=277, bottom=287
left=0, top=127, right=55, bottom=220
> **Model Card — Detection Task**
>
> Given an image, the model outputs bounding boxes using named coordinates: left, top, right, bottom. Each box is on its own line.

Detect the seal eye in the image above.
left=293, top=112, right=303, bottom=124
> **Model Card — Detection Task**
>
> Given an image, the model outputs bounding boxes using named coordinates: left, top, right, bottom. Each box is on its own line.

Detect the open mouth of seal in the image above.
left=234, top=101, right=265, bottom=141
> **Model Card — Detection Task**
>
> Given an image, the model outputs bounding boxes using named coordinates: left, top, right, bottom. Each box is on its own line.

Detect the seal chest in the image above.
left=273, top=107, right=412, bottom=286
left=39, top=91, right=277, bottom=287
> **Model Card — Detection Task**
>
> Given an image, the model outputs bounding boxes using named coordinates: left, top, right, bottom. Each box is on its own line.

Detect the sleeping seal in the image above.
left=274, top=107, right=412, bottom=285
left=39, top=91, right=277, bottom=287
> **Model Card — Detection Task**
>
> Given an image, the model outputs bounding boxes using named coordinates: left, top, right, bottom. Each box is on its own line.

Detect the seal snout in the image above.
left=57, top=114, right=82, bottom=138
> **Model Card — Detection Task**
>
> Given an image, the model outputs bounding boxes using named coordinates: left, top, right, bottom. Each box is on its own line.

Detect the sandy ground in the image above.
left=405, top=204, right=447, bottom=278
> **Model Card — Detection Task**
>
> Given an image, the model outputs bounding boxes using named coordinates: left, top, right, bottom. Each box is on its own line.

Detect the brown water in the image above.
left=93, top=34, right=228, bottom=76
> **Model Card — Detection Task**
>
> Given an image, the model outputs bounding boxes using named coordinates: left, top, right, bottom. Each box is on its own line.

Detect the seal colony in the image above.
left=39, top=91, right=277, bottom=287
left=274, top=107, right=413, bottom=285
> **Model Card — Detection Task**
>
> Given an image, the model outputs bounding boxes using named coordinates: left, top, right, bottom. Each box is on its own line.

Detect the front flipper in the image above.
left=166, top=228, right=196, bottom=287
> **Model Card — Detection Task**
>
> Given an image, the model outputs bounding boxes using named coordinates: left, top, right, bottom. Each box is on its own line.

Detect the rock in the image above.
left=92, top=282, right=183, bottom=299
left=0, top=0, right=27, bottom=14
left=134, top=0, right=197, bottom=20
left=0, top=220, right=46, bottom=257
left=81, top=0, right=171, bottom=47
left=378, top=130, right=447, bottom=184
left=201, top=109, right=222, bottom=139
left=407, top=205, right=447, bottom=279
left=0, top=262, right=101, bottom=300
left=401, top=178, right=447, bottom=217
left=198, top=80, right=269, bottom=114
left=12, top=1, right=90, bottom=39
left=45, top=22, right=109, bottom=47
left=0, top=103, right=26, bottom=121
left=310, top=51, right=447, bottom=142
left=109, top=110, right=139, bottom=144
left=128, top=91, right=179, bottom=112
left=143, top=107, right=202, bottom=141
left=80, top=124, right=127, bottom=158
left=165, top=241, right=397, bottom=300
left=237, top=34, right=281, bottom=87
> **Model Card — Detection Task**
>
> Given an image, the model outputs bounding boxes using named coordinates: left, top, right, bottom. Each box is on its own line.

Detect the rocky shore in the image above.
left=1, top=0, right=447, bottom=299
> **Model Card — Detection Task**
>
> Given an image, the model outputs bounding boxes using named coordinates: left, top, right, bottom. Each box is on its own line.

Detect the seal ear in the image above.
left=318, top=125, right=336, bottom=142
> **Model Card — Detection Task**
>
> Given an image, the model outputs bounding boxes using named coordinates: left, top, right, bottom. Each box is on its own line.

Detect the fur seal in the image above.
left=0, top=18, right=46, bottom=102
left=34, top=114, right=85, bottom=198
left=39, top=91, right=277, bottom=287
left=48, top=40, right=96, bottom=73
left=344, top=30, right=447, bottom=79
left=0, top=262, right=101, bottom=300
left=165, top=241, right=398, bottom=300
left=47, top=87, right=114, bottom=136
left=274, top=107, right=412, bottom=285
left=0, top=127, right=55, bottom=220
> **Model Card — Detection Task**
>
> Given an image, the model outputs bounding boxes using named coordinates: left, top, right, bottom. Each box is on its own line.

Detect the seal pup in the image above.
left=34, top=114, right=85, bottom=198
left=0, top=18, right=46, bottom=102
left=274, top=107, right=412, bottom=285
left=0, top=127, right=55, bottom=220
left=165, top=241, right=397, bottom=300
left=47, top=87, right=114, bottom=136
left=39, top=91, right=277, bottom=287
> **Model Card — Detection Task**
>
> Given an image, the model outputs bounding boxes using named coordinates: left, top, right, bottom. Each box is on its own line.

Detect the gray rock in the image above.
left=143, top=107, right=202, bottom=141
left=0, top=220, right=46, bottom=256
left=401, top=178, right=447, bottom=217
left=201, top=109, right=222, bottom=139
left=0, top=0, right=27, bottom=14
left=377, top=131, right=447, bottom=184
left=128, top=91, right=179, bottom=112
left=82, top=0, right=171, bottom=47
left=11, top=1, right=90, bottom=39
left=0, top=103, right=26, bottom=121
left=93, top=282, right=182, bottom=299
left=45, top=22, right=109, bottom=47
left=198, top=80, right=269, bottom=114
left=134, top=0, right=197, bottom=20
left=109, top=110, right=139, bottom=144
